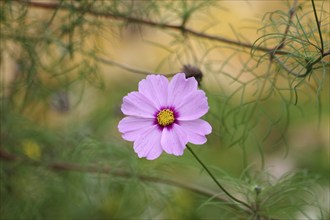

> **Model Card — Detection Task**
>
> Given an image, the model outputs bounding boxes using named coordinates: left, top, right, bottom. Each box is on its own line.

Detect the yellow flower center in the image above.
left=157, top=109, right=175, bottom=126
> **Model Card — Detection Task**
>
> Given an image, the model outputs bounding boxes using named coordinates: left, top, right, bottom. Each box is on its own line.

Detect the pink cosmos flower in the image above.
left=118, top=73, right=212, bottom=160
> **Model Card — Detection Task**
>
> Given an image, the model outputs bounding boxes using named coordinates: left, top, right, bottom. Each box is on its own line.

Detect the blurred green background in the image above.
left=1, top=0, right=329, bottom=219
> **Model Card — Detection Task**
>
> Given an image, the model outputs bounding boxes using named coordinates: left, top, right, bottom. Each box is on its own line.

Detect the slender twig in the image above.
left=92, top=55, right=154, bottom=76
left=311, top=0, right=324, bottom=54
left=186, top=145, right=252, bottom=210
left=323, top=49, right=330, bottom=57
left=268, top=0, right=298, bottom=77
left=14, top=0, right=288, bottom=55
left=273, top=0, right=298, bottom=51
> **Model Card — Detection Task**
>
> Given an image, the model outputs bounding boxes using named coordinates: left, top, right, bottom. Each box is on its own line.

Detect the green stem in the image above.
left=311, top=0, right=324, bottom=54
left=186, top=145, right=252, bottom=210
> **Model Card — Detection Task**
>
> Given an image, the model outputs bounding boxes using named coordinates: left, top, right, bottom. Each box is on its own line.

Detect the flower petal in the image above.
left=121, top=91, right=157, bottom=118
left=133, top=125, right=163, bottom=160
left=139, top=75, right=168, bottom=108
left=118, top=117, right=154, bottom=141
left=179, top=119, right=212, bottom=144
left=176, top=90, right=209, bottom=120
left=161, top=124, right=188, bottom=156
left=167, top=73, right=198, bottom=107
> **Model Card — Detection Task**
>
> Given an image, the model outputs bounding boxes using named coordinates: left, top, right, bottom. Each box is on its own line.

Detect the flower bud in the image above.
left=181, top=64, right=203, bottom=86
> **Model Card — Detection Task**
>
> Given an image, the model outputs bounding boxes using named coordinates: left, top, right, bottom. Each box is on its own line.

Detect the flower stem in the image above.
left=186, top=145, right=252, bottom=210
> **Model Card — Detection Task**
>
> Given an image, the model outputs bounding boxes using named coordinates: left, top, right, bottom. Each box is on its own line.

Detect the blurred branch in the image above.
left=15, top=0, right=289, bottom=55
left=0, top=149, right=280, bottom=219
left=89, top=54, right=175, bottom=77
left=92, top=55, right=152, bottom=76
left=0, top=149, right=249, bottom=215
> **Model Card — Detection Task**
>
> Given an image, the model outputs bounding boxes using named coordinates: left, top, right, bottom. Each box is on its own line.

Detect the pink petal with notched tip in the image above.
left=133, top=125, right=163, bottom=160
left=176, top=90, right=209, bottom=121
left=121, top=91, right=157, bottom=118
left=178, top=119, right=212, bottom=144
left=139, top=75, right=168, bottom=109
left=118, top=116, right=155, bottom=141
left=167, top=73, right=198, bottom=107
left=161, top=124, right=188, bottom=156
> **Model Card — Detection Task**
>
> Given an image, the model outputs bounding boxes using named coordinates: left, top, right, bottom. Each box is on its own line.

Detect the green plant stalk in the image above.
left=186, top=145, right=252, bottom=211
